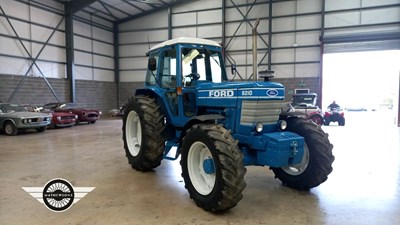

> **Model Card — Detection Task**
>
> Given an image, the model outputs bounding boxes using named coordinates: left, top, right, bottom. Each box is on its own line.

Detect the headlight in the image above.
left=22, top=119, right=26, bottom=123
left=255, top=122, right=263, bottom=133
left=75, top=115, right=78, bottom=119
left=278, top=120, right=287, bottom=130
left=28, top=119, right=32, bottom=123
left=57, top=116, right=61, bottom=120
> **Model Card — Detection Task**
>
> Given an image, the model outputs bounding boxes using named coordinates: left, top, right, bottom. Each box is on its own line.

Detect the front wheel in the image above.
left=122, top=96, right=166, bottom=171
left=180, top=124, right=246, bottom=212
left=4, top=121, right=18, bottom=136
left=271, top=117, right=334, bottom=190
left=36, top=126, right=46, bottom=133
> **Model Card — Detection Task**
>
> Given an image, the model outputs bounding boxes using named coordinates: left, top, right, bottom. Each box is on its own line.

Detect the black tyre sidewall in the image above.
left=122, top=96, right=166, bottom=171
left=123, top=99, right=148, bottom=168
left=272, top=117, right=334, bottom=190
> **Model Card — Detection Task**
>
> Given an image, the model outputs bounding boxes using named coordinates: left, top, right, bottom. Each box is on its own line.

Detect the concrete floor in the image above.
left=0, top=110, right=399, bottom=225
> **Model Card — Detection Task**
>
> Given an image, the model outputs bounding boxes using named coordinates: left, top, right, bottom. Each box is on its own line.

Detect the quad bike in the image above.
left=324, top=107, right=345, bottom=126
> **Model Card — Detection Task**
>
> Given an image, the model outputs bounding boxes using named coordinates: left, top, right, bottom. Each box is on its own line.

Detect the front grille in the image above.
left=240, top=100, right=283, bottom=125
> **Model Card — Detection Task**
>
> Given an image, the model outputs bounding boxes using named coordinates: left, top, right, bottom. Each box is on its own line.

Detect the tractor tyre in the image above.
left=180, top=124, right=246, bottom=212
left=271, top=117, right=334, bottom=190
left=309, top=114, right=324, bottom=126
left=122, top=96, right=167, bottom=171
left=4, top=121, right=18, bottom=136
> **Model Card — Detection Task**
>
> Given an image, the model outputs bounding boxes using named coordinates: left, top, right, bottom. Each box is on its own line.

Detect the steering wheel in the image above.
left=185, top=73, right=200, bottom=80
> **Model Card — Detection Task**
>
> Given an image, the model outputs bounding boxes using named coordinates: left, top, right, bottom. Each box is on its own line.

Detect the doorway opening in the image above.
left=322, top=50, right=400, bottom=127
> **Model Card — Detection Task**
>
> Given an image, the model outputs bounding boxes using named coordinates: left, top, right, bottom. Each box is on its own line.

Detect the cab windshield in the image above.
left=145, top=45, right=226, bottom=87
left=181, top=48, right=225, bottom=84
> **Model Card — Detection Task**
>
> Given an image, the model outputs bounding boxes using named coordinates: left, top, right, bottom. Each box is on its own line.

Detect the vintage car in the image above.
left=291, top=93, right=325, bottom=125
left=0, top=103, right=52, bottom=135
left=41, top=108, right=78, bottom=129
left=44, top=102, right=102, bottom=124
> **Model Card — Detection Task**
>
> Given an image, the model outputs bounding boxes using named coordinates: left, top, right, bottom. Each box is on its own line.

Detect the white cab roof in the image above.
left=149, top=37, right=221, bottom=51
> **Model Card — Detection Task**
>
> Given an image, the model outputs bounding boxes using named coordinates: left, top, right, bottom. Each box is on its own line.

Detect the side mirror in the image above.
left=231, top=64, right=236, bottom=75
left=148, top=57, right=157, bottom=71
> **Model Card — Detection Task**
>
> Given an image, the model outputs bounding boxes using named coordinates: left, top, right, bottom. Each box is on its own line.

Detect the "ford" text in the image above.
left=209, top=90, right=234, bottom=97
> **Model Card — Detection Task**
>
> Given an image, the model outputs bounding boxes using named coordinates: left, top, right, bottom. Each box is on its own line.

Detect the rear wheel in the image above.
left=338, top=117, right=345, bottom=126
left=4, top=121, right=18, bottom=136
left=271, top=117, right=334, bottom=190
left=122, top=96, right=167, bottom=171
left=180, top=124, right=246, bottom=212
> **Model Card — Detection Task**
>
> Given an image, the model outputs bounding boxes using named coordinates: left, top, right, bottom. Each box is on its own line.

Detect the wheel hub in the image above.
left=202, top=158, right=215, bottom=174
left=187, top=141, right=216, bottom=195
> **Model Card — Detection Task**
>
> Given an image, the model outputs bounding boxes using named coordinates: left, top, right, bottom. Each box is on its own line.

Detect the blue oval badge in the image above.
left=266, top=89, right=278, bottom=96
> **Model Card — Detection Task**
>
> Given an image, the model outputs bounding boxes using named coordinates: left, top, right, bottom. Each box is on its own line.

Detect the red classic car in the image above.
left=44, top=102, right=102, bottom=124
left=43, top=110, right=78, bottom=129
left=24, top=104, right=78, bottom=128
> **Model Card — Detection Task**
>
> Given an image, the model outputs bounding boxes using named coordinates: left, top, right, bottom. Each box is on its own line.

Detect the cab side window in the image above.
left=160, top=48, right=177, bottom=88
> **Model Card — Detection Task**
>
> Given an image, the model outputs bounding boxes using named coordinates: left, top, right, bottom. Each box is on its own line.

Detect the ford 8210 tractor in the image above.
left=122, top=37, right=334, bottom=212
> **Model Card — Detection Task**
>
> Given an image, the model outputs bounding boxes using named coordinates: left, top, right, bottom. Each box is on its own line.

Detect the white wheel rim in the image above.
left=187, top=141, right=216, bottom=195
left=281, top=144, right=310, bottom=175
left=126, top=110, right=142, bottom=156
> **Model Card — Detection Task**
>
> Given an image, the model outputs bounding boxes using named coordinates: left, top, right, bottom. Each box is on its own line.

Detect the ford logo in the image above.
left=266, top=89, right=278, bottom=96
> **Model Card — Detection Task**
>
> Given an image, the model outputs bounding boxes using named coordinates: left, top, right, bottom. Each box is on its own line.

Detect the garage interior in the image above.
left=0, top=0, right=399, bottom=224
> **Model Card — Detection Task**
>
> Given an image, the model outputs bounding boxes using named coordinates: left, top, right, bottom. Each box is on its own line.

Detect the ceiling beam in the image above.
left=69, top=0, right=99, bottom=14
left=116, top=0, right=199, bottom=24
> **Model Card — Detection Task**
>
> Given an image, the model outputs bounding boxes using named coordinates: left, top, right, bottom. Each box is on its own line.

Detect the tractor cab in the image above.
left=144, top=37, right=227, bottom=127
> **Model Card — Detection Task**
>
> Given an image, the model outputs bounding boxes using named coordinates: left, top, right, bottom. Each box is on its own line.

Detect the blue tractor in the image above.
left=122, top=37, right=334, bottom=212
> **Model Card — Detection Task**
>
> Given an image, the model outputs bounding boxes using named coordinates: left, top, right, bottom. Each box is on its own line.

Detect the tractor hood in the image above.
left=196, top=81, right=285, bottom=107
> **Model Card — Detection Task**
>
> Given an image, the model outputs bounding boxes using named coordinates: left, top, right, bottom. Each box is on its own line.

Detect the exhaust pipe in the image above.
left=252, top=18, right=260, bottom=82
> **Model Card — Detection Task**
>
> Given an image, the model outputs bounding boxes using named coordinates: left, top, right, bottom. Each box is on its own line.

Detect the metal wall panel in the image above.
left=31, top=43, right=65, bottom=62
left=93, top=68, right=114, bottom=82
left=31, top=61, right=65, bottom=79
left=75, top=66, right=93, bottom=80
left=0, top=0, right=30, bottom=20
left=120, top=70, right=146, bottom=82
left=272, top=65, right=295, bottom=78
